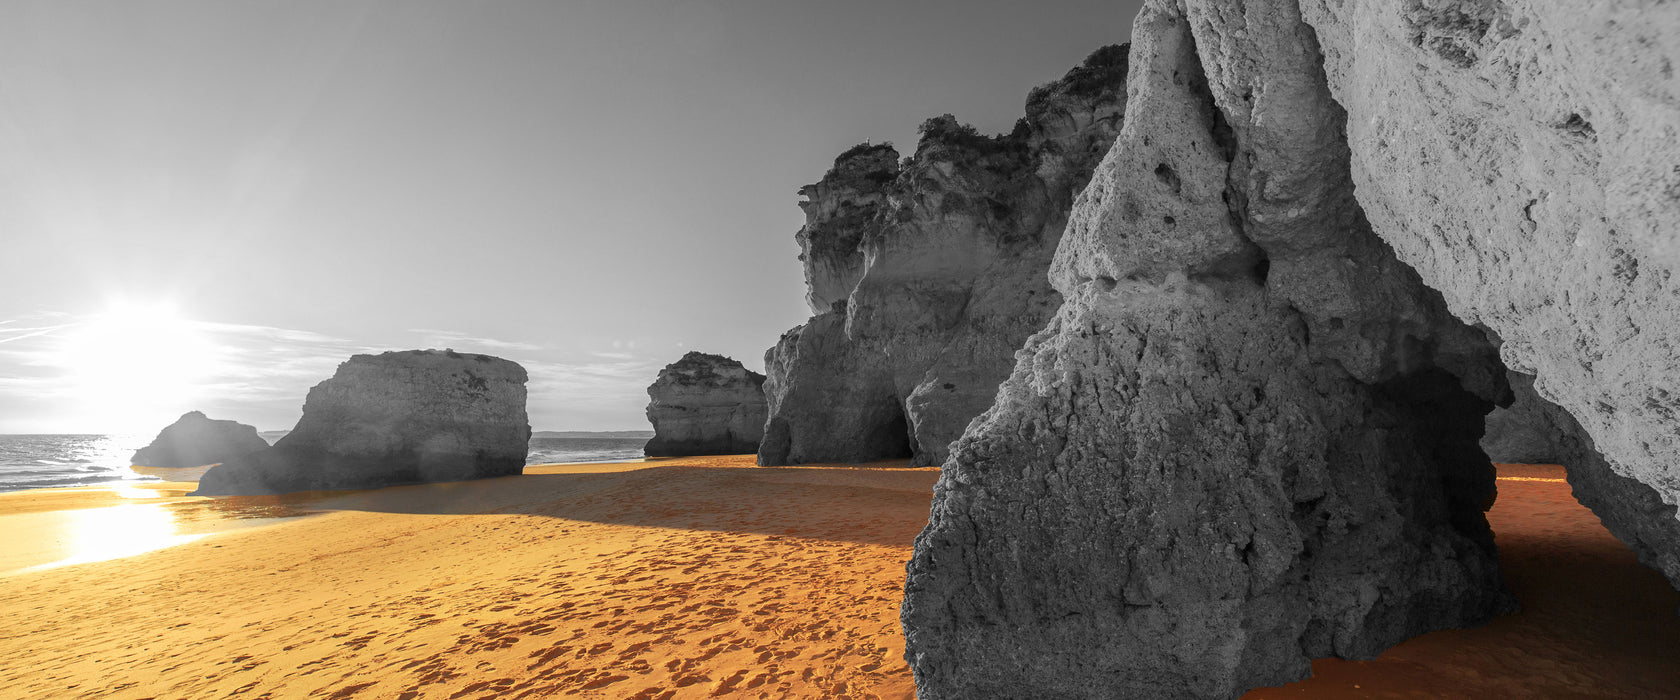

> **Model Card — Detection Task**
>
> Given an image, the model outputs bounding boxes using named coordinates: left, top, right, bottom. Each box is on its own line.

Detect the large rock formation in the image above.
left=1302, top=0, right=1680, bottom=593
left=193, top=350, right=530, bottom=496
left=643, top=352, right=767, bottom=456
left=760, top=46, right=1131, bottom=467
left=904, top=2, right=1517, bottom=697
left=905, top=0, right=1680, bottom=697
left=130, top=411, right=268, bottom=468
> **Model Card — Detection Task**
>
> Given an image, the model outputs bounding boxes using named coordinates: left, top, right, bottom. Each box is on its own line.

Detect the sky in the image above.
left=0, top=0, right=1142, bottom=433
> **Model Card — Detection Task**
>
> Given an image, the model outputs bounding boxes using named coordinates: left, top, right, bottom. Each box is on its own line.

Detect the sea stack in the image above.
left=130, top=411, right=268, bottom=468
left=903, top=1, right=1680, bottom=698
left=193, top=350, right=531, bottom=496
left=759, top=45, right=1131, bottom=467
left=643, top=352, right=767, bottom=457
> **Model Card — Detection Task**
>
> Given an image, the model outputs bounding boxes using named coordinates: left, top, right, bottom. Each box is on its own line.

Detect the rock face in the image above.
left=193, top=350, right=530, bottom=496
left=644, top=352, right=767, bottom=457
left=130, top=411, right=268, bottom=468
left=1481, top=372, right=1568, bottom=464
left=1302, top=0, right=1680, bottom=594
left=760, top=46, right=1131, bottom=467
left=903, top=2, right=1518, bottom=697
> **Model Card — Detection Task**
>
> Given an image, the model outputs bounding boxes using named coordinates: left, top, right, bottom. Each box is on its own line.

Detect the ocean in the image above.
left=0, top=433, right=652, bottom=494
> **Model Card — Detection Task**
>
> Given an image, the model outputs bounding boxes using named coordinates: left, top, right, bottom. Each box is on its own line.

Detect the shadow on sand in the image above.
left=176, top=458, right=940, bottom=548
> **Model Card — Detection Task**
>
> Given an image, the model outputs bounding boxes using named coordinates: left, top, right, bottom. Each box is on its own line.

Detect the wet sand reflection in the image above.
left=0, top=489, right=322, bottom=574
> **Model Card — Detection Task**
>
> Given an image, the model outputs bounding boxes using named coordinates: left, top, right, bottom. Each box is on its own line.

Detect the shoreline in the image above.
left=0, top=459, right=1671, bottom=698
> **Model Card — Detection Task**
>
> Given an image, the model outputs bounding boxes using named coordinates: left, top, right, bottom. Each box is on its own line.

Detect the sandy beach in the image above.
left=0, top=458, right=1673, bottom=699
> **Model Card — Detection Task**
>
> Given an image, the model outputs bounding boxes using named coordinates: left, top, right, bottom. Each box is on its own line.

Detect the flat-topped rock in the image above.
left=644, top=352, right=767, bottom=457
left=193, top=350, right=530, bottom=495
left=131, top=411, right=268, bottom=469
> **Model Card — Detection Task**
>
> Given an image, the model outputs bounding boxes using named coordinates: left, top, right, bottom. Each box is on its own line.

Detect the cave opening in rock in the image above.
left=1482, top=370, right=1680, bottom=600
left=861, top=395, right=915, bottom=461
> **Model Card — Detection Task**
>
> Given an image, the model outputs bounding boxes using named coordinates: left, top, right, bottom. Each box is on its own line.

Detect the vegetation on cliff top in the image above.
left=1026, top=43, right=1130, bottom=117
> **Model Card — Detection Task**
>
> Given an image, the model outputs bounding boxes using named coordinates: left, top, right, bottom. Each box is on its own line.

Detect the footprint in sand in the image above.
left=673, top=672, right=710, bottom=688
left=709, top=669, right=749, bottom=695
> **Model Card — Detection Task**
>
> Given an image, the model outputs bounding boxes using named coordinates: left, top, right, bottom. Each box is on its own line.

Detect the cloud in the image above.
left=407, top=328, right=542, bottom=353
left=521, top=354, right=663, bottom=430
left=0, top=324, right=74, bottom=345
left=523, top=357, right=658, bottom=400
left=0, top=311, right=667, bottom=432
left=187, top=322, right=385, bottom=405
left=0, top=313, right=379, bottom=431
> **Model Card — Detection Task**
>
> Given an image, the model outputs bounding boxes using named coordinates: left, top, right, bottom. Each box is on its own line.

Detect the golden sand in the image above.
left=0, top=458, right=1673, bottom=699
left=0, top=457, right=928, bottom=699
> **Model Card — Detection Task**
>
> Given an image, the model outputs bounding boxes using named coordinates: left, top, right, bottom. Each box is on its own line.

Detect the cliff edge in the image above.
left=760, top=45, right=1131, bottom=467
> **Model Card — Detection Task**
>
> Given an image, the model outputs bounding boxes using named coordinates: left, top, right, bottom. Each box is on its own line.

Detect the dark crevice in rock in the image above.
left=1557, top=112, right=1597, bottom=140
left=1404, top=0, right=1511, bottom=68
left=1375, top=366, right=1502, bottom=553
left=1154, top=162, right=1182, bottom=193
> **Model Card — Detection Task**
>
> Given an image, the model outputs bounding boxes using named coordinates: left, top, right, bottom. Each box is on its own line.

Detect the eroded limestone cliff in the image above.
left=644, top=352, right=767, bottom=457
left=131, top=411, right=268, bottom=469
left=904, top=2, right=1515, bottom=697
left=760, top=46, right=1131, bottom=467
left=904, top=0, right=1680, bottom=697
left=1303, top=0, right=1680, bottom=593
left=194, top=350, right=530, bottom=495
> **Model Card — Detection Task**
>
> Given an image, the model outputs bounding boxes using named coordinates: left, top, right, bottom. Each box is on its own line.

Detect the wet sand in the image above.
left=0, top=459, right=1673, bottom=699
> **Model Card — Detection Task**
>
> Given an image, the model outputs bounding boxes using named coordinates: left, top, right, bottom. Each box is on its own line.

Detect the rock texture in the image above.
left=194, top=350, right=530, bottom=496
left=1301, top=0, right=1680, bottom=593
left=760, top=46, right=1131, bottom=467
left=904, top=2, right=1519, bottom=697
left=130, top=411, right=268, bottom=468
left=644, top=352, right=767, bottom=457
left=1481, top=371, right=1567, bottom=464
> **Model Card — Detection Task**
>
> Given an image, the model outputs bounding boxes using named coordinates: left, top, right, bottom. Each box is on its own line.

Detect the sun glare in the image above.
left=21, top=503, right=207, bottom=573
left=62, top=301, right=222, bottom=434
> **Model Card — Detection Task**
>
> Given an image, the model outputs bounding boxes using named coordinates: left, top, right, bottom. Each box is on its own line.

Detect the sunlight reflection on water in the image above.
left=3, top=492, right=320, bottom=575
left=22, top=503, right=207, bottom=572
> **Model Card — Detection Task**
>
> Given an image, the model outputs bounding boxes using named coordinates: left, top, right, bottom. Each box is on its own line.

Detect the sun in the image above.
left=61, top=301, right=222, bottom=434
